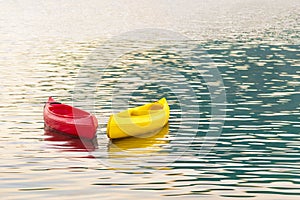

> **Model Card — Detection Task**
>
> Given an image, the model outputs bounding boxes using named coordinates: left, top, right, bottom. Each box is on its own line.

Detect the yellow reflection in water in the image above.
left=108, top=123, right=169, bottom=157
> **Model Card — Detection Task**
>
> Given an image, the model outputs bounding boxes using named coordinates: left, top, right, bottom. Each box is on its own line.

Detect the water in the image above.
left=1, top=0, right=299, bottom=199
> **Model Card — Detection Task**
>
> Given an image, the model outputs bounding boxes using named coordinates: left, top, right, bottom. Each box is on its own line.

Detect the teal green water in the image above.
left=0, top=1, right=299, bottom=199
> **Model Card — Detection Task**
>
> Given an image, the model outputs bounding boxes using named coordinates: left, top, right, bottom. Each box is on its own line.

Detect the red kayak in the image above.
left=43, top=97, right=98, bottom=139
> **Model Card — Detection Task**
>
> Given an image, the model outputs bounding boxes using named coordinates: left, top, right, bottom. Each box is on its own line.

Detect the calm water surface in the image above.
left=0, top=0, right=299, bottom=199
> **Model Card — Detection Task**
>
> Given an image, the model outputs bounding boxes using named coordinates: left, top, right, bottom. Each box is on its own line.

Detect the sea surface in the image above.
left=0, top=0, right=299, bottom=199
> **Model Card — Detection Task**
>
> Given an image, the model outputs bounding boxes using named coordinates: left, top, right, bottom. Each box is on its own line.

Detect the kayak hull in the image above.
left=107, top=98, right=170, bottom=139
left=43, top=97, right=98, bottom=139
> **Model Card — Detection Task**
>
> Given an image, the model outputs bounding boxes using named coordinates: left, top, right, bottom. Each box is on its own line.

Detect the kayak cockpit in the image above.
left=131, top=106, right=163, bottom=116
left=48, top=104, right=90, bottom=118
left=117, top=103, right=164, bottom=117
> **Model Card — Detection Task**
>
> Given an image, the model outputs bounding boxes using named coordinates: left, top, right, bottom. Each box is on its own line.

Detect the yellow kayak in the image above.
left=107, top=98, right=170, bottom=139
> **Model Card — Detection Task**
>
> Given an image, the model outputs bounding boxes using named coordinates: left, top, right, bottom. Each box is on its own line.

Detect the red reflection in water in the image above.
left=44, top=127, right=98, bottom=152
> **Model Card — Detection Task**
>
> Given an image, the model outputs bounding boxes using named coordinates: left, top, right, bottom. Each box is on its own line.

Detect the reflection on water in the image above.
left=108, top=124, right=169, bottom=156
left=44, top=128, right=98, bottom=152
left=0, top=1, right=300, bottom=199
